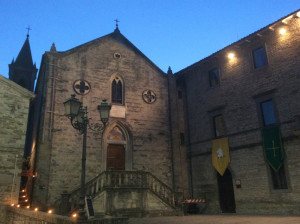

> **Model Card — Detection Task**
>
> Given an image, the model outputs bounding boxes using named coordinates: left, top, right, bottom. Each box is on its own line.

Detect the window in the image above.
left=213, top=114, right=225, bottom=137
left=180, top=133, right=185, bottom=145
left=270, top=164, right=288, bottom=189
left=178, top=91, right=182, bottom=99
left=253, top=47, right=267, bottom=69
left=18, top=78, right=27, bottom=89
left=209, top=68, right=219, bottom=87
left=260, top=100, right=277, bottom=126
left=111, top=76, right=123, bottom=104
left=257, top=97, right=288, bottom=190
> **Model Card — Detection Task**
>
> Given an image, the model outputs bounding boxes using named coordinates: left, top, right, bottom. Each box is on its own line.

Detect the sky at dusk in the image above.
left=1, top=1, right=299, bottom=79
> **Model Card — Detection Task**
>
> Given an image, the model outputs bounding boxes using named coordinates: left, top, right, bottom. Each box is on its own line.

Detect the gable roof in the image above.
left=48, top=28, right=166, bottom=75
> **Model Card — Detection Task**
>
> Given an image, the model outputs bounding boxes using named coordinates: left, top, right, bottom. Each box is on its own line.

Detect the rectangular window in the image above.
left=270, top=164, right=288, bottom=189
left=209, top=68, right=219, bottom=87
left=178, top=91, right=182, bottom=99
left=253, top=47, right=267, bottom=69
left=260, top=100, right=276, bottom=126
left=180, top=133, right=185, bottom=145
left=257, top=96, right=288, bottom=190
left=213, top=114, right=225, bottom=137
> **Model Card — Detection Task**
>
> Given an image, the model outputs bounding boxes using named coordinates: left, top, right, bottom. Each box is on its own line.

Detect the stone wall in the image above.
left=0, top=75, right=34, bottom=206
left=168, top=76, right=190, bottom=198
left=1, top=205, right=76, bottom=224
left=93, top=189, right=175, bottom=217
left=176, top=13, right=300, bottom=214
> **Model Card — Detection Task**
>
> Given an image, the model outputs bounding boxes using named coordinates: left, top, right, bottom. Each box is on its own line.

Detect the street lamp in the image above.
left=63, top=94, right=111, bottom=221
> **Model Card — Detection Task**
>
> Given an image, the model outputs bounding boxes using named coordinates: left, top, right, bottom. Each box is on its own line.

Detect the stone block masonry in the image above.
left=175, top=12, right=300, bottom=214
left=0, top=75, right=34, bottom=206
left=32, top=30, right=173, bottom=212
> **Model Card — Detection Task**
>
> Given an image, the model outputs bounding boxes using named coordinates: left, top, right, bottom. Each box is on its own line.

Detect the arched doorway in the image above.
left=217, top=168, right=236, bottom=213
left=102, top=121, right=132, bottom=171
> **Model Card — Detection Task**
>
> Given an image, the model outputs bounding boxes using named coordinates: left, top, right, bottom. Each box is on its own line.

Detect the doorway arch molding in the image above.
left=102, top=120, right=133, bottom=171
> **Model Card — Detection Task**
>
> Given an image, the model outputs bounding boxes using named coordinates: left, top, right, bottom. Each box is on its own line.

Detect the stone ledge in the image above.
left=2, top=205, right=129, bottom=224
left=5, top=205, right=76, bottom=223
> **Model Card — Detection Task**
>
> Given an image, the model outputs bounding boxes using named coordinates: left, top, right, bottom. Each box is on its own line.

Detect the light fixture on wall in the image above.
left=63, top=94, right=111, bottom=221
left=228, top=52, right=235, bottom=59
left=279, top=28, right=287, bottom=35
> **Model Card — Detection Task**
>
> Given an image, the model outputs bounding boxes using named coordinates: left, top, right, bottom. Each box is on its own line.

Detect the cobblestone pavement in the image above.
left=129, top=215, right=300, bottom=224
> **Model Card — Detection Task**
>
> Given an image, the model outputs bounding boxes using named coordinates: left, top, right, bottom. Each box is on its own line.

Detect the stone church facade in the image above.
left=30, top=27, right=188, bottom=216
left=8, top=9, right=300, bottom=217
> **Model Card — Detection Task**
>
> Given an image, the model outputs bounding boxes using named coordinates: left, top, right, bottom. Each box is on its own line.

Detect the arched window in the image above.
left=111, top=76, right=123, bottom=104
left=18, top=78, right=27, bottom=89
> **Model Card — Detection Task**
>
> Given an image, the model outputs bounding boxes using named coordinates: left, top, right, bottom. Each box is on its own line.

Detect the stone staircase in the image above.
left=63, top=171, right=182, bottom=217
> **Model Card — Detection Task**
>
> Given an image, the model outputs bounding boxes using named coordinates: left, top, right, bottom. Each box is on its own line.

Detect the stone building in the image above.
left=0, top=75, right=34, bottom=205
left=7, top=34, right=38, bottom=209
left=15, top=9, right=300, bottom=217
left=174, top=10, right=300, bottom=214
left=31, top=26, right=187, bottom=217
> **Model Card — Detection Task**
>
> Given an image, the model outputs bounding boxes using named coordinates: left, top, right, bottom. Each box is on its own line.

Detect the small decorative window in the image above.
left=209, top=68, right=219, bottom=87
left=114, top=52, right=121, bottom=60
left=253, top=47, right=267, bottom=69
left=111, top=76, right=123, bottom=104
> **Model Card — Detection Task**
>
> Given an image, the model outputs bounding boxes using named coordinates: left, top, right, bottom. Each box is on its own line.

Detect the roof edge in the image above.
left=175, top=9, right=300, bottom=75
left=47, top=30, right=167, bottom=76
left=0, top=74, right=35, bottom=99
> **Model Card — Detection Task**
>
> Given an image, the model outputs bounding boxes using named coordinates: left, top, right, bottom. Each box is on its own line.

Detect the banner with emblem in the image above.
left=212, top=137, right=230, bottom=176
left=262, top=126, right=284, bottom=171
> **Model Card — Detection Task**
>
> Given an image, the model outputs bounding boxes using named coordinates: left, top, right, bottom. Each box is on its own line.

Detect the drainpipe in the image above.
left=167, top=69, right=176, bottom=191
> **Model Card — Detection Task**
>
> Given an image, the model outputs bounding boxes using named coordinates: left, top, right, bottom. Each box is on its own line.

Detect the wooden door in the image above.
left=217, top=169, right=236, bottom=213
left=106, top=144, right=125, bottom=170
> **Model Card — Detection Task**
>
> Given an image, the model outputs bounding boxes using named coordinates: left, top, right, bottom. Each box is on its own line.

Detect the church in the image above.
left=4, top=9, right=300, bottom=219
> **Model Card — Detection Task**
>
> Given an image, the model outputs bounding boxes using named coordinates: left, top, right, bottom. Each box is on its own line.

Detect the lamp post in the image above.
left=63, top=94, right=111, bottom=221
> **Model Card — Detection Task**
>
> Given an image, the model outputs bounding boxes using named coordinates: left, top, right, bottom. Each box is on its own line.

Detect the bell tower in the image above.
left=9, top=32, right=37, bottom=92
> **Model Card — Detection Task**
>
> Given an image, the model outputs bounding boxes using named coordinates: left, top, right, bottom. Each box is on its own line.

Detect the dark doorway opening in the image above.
left=217, top=169, right=236, bottom=213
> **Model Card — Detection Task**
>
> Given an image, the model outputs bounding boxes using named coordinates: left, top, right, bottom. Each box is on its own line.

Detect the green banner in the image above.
left=262, top=126, right=284, bottom=171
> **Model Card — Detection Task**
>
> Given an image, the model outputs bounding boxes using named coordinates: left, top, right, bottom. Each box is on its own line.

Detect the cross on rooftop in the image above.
left=26, top=25, right=32, bottom=37
left=114, top=19, right=120, bottom=29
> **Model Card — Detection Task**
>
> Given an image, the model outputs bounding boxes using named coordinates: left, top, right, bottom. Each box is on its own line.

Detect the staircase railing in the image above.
left=68, top=171, right=178, bottom=210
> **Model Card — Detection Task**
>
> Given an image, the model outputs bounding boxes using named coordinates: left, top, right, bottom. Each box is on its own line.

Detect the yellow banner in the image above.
left=212, top=137, right=230, bottom=176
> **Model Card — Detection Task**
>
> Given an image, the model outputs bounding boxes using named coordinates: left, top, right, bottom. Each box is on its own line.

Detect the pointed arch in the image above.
left=102, top=120, right=132, bottom=171
left=110, top=74, right=124, bottom=104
